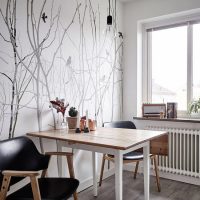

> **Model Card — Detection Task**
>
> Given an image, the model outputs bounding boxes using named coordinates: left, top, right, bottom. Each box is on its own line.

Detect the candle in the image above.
left=76, top=111, right=80, bottom=128
left=86, top=110, right=89, bottom=127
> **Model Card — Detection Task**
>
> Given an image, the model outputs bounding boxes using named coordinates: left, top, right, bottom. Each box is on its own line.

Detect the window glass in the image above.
left=193, top=24, right=200, bottom=100
left=151, top=26, right=187, bottom=110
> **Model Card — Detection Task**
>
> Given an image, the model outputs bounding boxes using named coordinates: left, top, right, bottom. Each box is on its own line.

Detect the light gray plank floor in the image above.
left=73, top=171, right=200, bottom=200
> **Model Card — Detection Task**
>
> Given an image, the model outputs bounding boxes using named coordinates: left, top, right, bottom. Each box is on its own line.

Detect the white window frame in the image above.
left=137, top=8, right=200, bottom=117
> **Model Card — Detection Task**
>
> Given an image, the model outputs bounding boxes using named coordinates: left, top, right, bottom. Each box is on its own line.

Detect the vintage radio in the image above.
left=142, top=103, right=166, bottom=118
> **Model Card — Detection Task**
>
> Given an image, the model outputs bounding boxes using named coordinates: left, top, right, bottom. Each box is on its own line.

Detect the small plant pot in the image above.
left=67, top=117, right=77, bottom=129
left=189, top=113, right=200, bottom=119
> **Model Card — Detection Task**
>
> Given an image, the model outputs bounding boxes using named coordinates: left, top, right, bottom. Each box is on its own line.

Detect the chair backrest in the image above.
left=103, top=121, right=136, bottom=129
left=0, top=136, right=50, bottom=186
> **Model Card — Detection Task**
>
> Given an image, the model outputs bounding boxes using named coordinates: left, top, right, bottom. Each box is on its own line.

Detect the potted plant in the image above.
left=67, top=107, right=78, bottom=129
left=188, top=98, right=200, bottom=117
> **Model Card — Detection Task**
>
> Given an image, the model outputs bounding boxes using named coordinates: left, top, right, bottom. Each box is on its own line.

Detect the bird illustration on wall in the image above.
left=118, top=32, right=123, bottom=39
left=41, top=12, right=47, bottom=23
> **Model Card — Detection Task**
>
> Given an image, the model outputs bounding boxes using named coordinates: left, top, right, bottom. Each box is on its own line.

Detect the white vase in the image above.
left=56, top=113, right=67, bottom=129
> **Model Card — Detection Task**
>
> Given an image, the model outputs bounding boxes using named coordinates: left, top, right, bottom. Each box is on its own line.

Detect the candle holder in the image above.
left=75, top=128, right=81, bottom=133
left=84, top=127, right=89, bottom=133
left=75, top=111, right=81, bottom=133
left=84, top=110, right=89, bottom=132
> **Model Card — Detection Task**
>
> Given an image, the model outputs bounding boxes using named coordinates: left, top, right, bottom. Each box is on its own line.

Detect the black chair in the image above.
left=0, top=136, right=79, bottom=200
left=99, top=121, right=161, bottom=192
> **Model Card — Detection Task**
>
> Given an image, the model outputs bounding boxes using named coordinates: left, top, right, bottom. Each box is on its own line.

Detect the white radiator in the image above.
left=146, top=126, right=200, bottom=178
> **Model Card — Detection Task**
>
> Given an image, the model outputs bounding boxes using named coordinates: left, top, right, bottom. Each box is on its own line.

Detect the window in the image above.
left=151, top=26, right=187, bottom=110
left=144, top=18, right=200, bottom=115
left=193, top=24, right=200, bottom=100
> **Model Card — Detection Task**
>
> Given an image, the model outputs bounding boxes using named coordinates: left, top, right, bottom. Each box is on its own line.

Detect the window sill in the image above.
left=133, top=117, right=200, bottom=123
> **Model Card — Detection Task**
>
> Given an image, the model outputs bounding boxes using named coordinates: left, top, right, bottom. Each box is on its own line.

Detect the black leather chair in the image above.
left=0, top=136, right=79, bottom=200
left=99, top=121, right=161, bottom=192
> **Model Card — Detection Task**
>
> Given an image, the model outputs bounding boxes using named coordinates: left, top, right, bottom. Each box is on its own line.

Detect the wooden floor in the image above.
left=73, top=171, right=200, bottom=200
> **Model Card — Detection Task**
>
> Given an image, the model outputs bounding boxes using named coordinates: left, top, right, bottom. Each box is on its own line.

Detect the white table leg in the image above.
left=92, top=151, right=98, bottom=196
left=57, top=140, right=62, bottom=177
left=115, top=150, right=123, bottom=200
left=39, top=138, right=44, bottom=153
left=143, top=141, right=150, bottom=200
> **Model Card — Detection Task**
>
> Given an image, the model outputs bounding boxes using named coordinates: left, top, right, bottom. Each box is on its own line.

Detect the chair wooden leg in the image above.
left=153, top=155, right=161, bottom=192
left=30, top=176, right=41, bottom=200
left=134, top=161, right=139, bottom=179
left=67, top=155, right=78, bottom=200
left=99, top=154, right=106, bottom=186
left=0, top=175, right=11, bottom=200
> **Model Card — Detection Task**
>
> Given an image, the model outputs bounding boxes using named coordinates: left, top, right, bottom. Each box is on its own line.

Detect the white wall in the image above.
left=123, top=0, right=200, bottom=120
left=0, top=0, right=124, bottom=139
left=0, top=0, right=123, bottom=191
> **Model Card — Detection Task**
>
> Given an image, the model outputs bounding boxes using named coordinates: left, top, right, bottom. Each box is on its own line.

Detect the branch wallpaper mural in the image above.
left=0, top=0, right=123, bottom=139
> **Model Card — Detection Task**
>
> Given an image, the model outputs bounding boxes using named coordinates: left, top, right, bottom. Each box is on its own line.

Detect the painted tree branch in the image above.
left=0, top=0, right=36, bottom=138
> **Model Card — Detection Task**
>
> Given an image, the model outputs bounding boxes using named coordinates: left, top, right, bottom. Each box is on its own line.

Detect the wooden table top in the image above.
left=27, top=128, right=167, bottom=150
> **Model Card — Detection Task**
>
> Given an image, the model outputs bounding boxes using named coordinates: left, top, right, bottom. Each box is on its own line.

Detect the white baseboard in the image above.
left=158, top=171, right=200, bottom=186
left=77, top=168, right=115, bottom=192
left=123, top=164, right=200, bottom=186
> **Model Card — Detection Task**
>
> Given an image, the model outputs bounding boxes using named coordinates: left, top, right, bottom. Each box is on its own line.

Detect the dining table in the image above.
left=27, top=127, right=167, bottom=200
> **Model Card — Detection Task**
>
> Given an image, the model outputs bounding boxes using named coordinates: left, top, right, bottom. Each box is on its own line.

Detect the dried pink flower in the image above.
left=50, top=98, right=69, bottom=117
